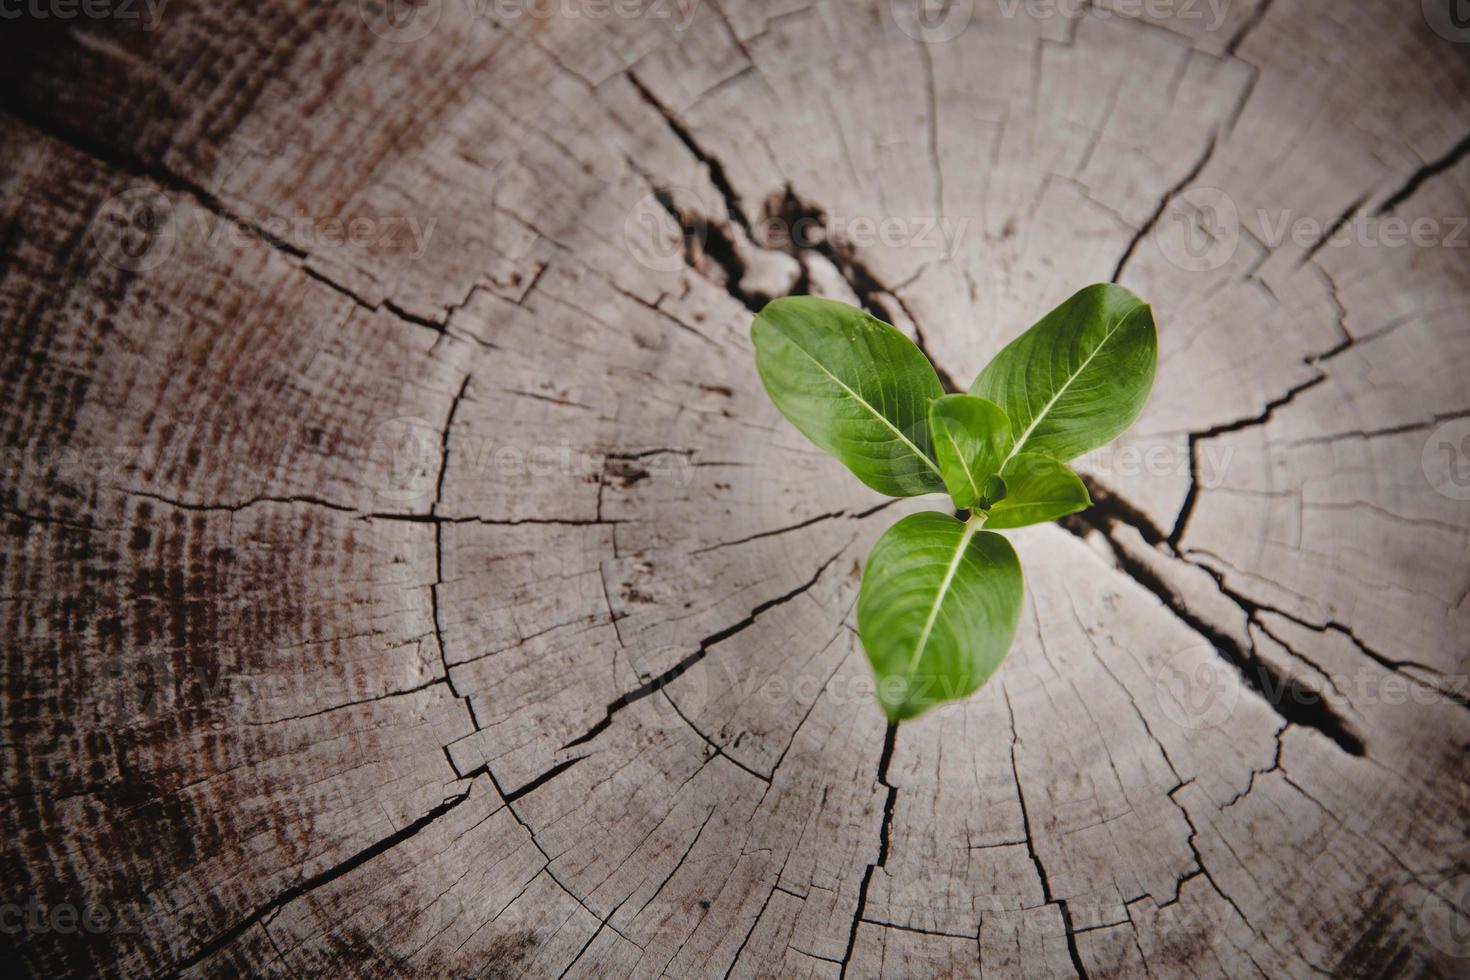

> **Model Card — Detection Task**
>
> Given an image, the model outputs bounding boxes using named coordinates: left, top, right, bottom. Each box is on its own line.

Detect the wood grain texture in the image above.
left=2, top=0, right=1468, bottom=976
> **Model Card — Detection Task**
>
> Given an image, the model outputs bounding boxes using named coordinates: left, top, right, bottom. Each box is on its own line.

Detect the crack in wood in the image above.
left=564, top=547, right=846, bottom=750
left=428, top=377, right=484, bottom=743
left=1296, top=191, right=1369, bottom=268
left=1111, top=134, right=1219, bottom=284
left=1375, top=130, right=1470, bottom=216
left=1219, top=721, right=1288, bottom=810
left=0, top=98, right=458, bottom=336
left=1004, top=690, right=1091, bottom=979
left=1169, top=372, right=1328, bottom=547
left=767, top=187, right=964, bottom=392
left=1226, top=0, right=1276, bottom=56
left=838, top=721, right=899, bottom=978
left=1064, top=503, right=1366, bottom=756
left=1083, top=473, right=1470, bottom=725
left=243, top=674, right=451, bottom=727
left=167, top=782, right=480, bottom=973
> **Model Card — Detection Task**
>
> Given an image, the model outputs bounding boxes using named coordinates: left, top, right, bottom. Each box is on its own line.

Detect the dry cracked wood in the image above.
left=2, top=0, right=1468, bottom=976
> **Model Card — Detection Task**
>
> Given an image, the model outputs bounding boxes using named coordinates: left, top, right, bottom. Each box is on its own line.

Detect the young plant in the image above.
left=751, top=284, right=1157, bottom=720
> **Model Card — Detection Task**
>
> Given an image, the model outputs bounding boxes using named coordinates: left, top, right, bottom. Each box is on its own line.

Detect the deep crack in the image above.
left=1005, top=690, right=1091, bottom=979
left=838, top=722, right=899, bottom=978
left=1066, top=484, right=1367, bottom=757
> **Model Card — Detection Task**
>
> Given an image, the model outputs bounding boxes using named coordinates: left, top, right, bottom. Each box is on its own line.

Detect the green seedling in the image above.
left=752, top=284, right=1157, bottom=720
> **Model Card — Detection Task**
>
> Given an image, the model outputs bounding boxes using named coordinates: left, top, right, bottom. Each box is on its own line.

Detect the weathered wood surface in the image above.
left=2, top=0, right=1469, bottom=976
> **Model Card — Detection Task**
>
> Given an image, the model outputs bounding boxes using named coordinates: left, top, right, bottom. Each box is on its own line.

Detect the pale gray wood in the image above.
left=2, top=1, right=1468, bottom=976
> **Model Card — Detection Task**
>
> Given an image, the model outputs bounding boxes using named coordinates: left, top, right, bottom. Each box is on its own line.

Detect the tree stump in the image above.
left=3, top=0, right=1469, bottom=976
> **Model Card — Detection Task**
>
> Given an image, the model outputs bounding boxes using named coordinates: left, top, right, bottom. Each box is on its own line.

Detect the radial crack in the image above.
left=1169, top=372, right=1328, bottom=548
left=1226, top=0, right=1276, bottom=56
left=1004, top=690, right=1090, bottom=979
left=431, top=378, right=479, bottom=731
left=563, top=548, right=846, bottom=749
left=1112, top=134, right=1218, bottom=283
left=766, top=187, right=963, bottom=391
left=1065, top=499, right=1367, bottom=756
left=1, top=99, right=449, bottom=338
left=691, top=508, right=848, bottom=555
left=628, top=71, right=753, bottom=237
left=1375, top=130, right=1470, bottom=216
left=838, top=721, right=899, bottom=978
left=168, top=783, right=479, bottom=972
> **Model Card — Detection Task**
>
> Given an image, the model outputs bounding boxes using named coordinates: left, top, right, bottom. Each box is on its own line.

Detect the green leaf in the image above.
left=980, top=474, right=1007, bottom=509
left=857, top=512, right=1024, bottom=720
left=928, top=394, right=1012, bottom=510
left=752, top=296, right=946, bottom=497
left=984, top=453, right=1092, bottom=529
left=971, top=283, right=1156, bottom=464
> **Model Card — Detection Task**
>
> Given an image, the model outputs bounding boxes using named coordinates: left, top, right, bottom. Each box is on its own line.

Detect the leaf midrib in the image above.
left=784, top=335, right=944, bottom=481
left=905, top=519, right=979, bottom=680
left=938, top=421, right=982, bottom=504
left=999, top=306, right=1138, bottom=467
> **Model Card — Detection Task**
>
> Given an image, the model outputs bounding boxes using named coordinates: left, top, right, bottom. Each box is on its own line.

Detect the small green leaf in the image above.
left=971, top=283, right=1156, bottom=463
left=752, top=296, right=946, bottom=497
left=981, top=474, right=1007, bottom=509
left=984, top=453, right=1092, bottom=529
left=857, top=512, right=1024, bottom=720
left=928, top=394, right=1013, bottom=510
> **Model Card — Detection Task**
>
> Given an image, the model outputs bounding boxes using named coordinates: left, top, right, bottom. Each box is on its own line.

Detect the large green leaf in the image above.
left=971, top=283, right=1156, bottom=464
left=928, top=394, right=1012, bottom=510
left=752, top=296, right=946, bottom=497
left=857, top=512, right=1023, bottom=720
left=985, top=453, right=1091, bottom=529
